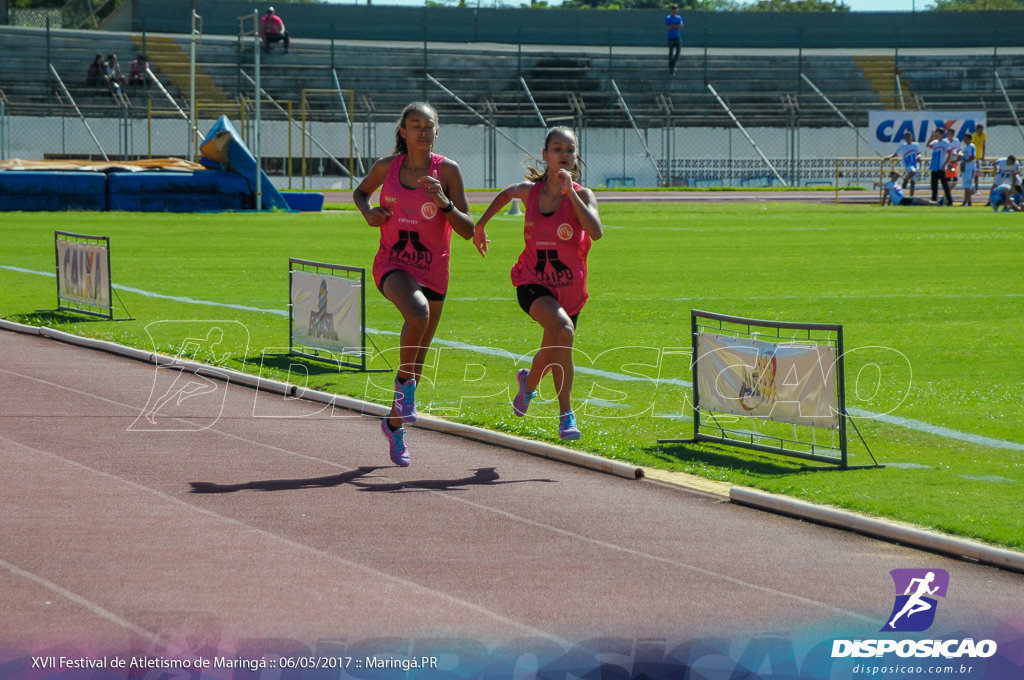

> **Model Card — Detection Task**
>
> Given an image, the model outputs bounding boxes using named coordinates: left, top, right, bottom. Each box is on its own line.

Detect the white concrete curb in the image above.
left=730, top=486, right=1024, bottom=574
left=293, top=385, right=644, bottom=480
left=1, top=319, right=643, bottom=480
left=6, top=318, right=1022, bottom=569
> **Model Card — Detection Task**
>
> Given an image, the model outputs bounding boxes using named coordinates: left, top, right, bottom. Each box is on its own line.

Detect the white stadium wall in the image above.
left=4, top=115, right=1019, bottom=191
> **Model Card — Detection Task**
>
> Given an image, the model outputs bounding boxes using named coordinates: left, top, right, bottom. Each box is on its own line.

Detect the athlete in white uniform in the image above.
left=992, top=155, right=1021, bottom=190
left=887, top=131, right=921, bottom=196
left=960, top=133, right=977, bottom=206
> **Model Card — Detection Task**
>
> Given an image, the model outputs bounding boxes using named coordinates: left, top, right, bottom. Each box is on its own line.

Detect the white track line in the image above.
left=2, top=366, right=875, bottom=625
left=0, top=552, right=168, bottom=645
left=3, top=264, right=1022, bottom=451
left=0, top=430, right=568, bottom=645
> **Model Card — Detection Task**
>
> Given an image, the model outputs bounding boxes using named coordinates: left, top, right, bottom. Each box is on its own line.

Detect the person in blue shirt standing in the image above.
left=666, top=5, right=683, bottom=75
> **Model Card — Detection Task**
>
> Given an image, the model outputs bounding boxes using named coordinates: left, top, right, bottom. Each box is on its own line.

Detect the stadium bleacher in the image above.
left=2, top=24, right=1023, bottom=131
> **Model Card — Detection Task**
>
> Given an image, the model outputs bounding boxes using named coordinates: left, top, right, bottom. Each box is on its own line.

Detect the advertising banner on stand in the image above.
left=55, top=232, right=112, bottom=318
left=696, top=332, right=839, bottom=429
left=290, top=269, right=362, bottom=355
left=869, top=111, right=986, bottom=155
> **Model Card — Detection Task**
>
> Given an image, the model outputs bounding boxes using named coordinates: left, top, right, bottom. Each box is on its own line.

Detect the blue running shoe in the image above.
left=513, top=368, right=537, bottom=417
left=381, top=418, right=410, bottom=466
left=394, top=377, right=417, bottom=423
left=558, top=410, right=581, bottom=441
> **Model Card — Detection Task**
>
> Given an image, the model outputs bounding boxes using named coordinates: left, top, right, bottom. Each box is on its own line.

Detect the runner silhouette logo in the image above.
left=881, top=568, right=949, bottom=632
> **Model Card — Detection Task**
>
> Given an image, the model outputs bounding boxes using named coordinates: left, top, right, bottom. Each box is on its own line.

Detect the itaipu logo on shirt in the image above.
left=390, top=230, right=433, bottom=269
left=881, top=569, right=949, bottom=632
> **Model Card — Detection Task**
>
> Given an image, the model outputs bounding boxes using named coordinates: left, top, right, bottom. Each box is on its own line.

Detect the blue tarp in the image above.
left=199, top=115, right=291, bottom=212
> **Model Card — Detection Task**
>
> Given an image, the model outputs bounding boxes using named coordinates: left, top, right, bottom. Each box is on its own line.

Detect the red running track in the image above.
left=0, top=327, right=1021, bottom=675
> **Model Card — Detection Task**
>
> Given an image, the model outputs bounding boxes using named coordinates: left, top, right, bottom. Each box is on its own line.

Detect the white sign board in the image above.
left=56, top=237, right=111, bottom=310
left=290, top=269, right=362, bottom=354
left=868, top=110, right=986, bottom=156
left=696, top=332, right=839, bottom=429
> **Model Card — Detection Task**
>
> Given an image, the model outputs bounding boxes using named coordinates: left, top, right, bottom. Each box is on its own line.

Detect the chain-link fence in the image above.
left=1, top=25, right=1021, bottom=193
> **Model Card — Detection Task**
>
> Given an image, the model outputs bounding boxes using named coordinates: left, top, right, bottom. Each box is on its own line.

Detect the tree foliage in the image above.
left=929, top=0, right=1024, bottom=8
left=745, top=0, right=849, bottom=10
left=562, top=0, right=847, bottom=9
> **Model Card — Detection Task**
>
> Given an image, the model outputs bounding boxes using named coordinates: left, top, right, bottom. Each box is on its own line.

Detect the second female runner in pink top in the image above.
left=510, top=179, right=593, bottom=318
left=473, top=127, right=603, bottom=441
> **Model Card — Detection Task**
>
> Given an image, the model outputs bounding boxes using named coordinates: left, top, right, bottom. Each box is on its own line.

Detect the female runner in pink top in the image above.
left=353, top=102, right=474, bottom=466
left=473, top=128, right=603, bottom=441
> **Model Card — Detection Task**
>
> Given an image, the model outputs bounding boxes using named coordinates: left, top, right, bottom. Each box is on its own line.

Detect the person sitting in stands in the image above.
left=104, top=53, right=127, bottom=93
left=86, top=54, right=105, bottom=87
left=260, top=7, right=290, bottom=54
left=129, top=55, right=149, bottom=88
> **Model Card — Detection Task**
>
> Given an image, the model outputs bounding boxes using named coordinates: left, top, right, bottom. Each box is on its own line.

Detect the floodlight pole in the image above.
left=253, top=11, right=262, bottom=212
left=190, top=10, right=201, bottom=161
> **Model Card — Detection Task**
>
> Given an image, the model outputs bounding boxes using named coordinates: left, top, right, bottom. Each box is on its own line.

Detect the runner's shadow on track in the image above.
left=188, top=466, right=556, bottom=494
left=351, top=467, right=558, bottom=493
left=188, top=466, right=387, bottom=493
left=255, top=354, right=381, bottom=376
left=651, top=442, right=804, bottom=476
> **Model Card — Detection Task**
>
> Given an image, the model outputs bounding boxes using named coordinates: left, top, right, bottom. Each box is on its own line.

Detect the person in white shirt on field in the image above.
left=943, top=128, right=963, bottom=201
left=886, top=131, right=921, bottom=196
left=881, top=172, right=937, bottom=206
left=959, top=132, right=977, bottom=206
left=992, top=155, right=1021, bottom=190
left=927, top=128, right=953, bottom=206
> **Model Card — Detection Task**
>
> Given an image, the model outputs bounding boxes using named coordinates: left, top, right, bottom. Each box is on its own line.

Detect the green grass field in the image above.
left=2, top=203, right=1022, bottom=550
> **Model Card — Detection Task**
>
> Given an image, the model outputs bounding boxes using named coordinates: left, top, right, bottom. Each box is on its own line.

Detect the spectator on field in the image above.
left=129, top=55, right=149, bottom=88
left=992, top=154, right=1020, bottom=190
left=960, top=132, right=977, bottom=206
left=86, top=54, right=105, bottom=87
left=972, top=124, right=986, bottom=193
left=927, top=128, right=953, bottom=206
left=104, top=53, right=126, bottom=93
left=973, top=124, right=987, bottom=161
left=989, top=183, right=1024, bottom=212
left=886, top=130, right=920, bottom=197
left=943, top=127, right=963, bottom=191
left=882, top=172, right=937, bottom=206
left=665, top=5, right=683, bottom=75
left=260, top=7, right=290, bottom=54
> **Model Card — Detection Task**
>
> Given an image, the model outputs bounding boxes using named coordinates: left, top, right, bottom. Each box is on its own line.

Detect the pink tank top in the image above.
left=372, top=153, right=453, bottom=294
left=510, top=180, right=592, bottom=316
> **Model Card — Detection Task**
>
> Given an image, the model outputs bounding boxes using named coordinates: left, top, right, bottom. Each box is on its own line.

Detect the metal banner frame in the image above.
left=54, top=231, right=114, bottom=319
left=288, top=257, right=379, bottom=372
left=661, top=309, right=880, bottom=469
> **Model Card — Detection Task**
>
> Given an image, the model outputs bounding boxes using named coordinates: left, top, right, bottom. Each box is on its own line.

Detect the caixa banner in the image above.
left=868, top=111, right=986, bottom=155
